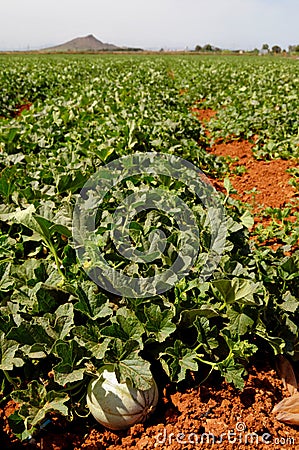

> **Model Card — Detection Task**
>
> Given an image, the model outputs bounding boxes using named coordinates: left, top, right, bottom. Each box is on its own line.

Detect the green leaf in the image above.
left=104, top=338, right=152, bottom=389
left=8, top=412, right=29, bottom=441
left=144, top=304, right=176, bottom=342
left=212, top=278, right=258, bottom=305
left=7, top=303, right=74, bottom=350
left=0, top=166, right=17, bottom=199
left=11, top=380, right=69, bottom=428
left=255, top=326, right=286, bottom=355
left=13, top=204, right=40, bottom=235
left=49, top=223, right=72, bottom=238
left=280, top=292, right=299, bottom=313
left=21, top=343, right=48, bottom=359
left=74, top=325, right=110, bottom=360
left=279, top=257, right=299, bottom=280
left=101, top=310, right=145, bottom=345
left=116, top=357, right=153, bottom=390
left=180, top=305, right=220, bottom=327
left=240, top=210, right=254, bottom=229
left=0, top=262, right=13, bottom=291
left=7, top=322, right=54, bottom=347
left=0, top=332, right=24, bottom=370
left=73, top=281, right=113, bottom=321
left=39, top=303, right=75, bottom=341
left=223, top=177, right=237, bottom=195
left=32, top=215, right=53, bottom=241
left=164, top=340, right=198, bottom=382
left=34, top=284, right=64, bottom=313
left=194, top=317, right=219, bottom=351
left=53, top=340, right=86, bottom=385
left=10, top=205, right=71, bottom=243
left=95, top=146, right=115, bottom=162
left=219, top=359, right=246, bottom=389
left=56, top=171, right=88, bottom=195
left=227, top=305, right=255, bottom=337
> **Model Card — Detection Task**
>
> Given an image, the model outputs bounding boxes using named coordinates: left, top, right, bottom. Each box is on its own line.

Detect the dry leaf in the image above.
left=275, top=355, right=298, bottom=396
left=273, top=393, right=299, bottom=414
left=273, top=392, right=299, bottom=425
left=275, top=412, right=299, bottom=426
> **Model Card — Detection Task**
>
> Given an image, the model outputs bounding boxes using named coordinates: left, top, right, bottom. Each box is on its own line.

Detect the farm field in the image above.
left=0, top=54, right=298, bottom=449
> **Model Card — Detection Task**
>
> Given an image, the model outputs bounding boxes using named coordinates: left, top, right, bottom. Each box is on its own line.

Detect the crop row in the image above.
left=0, top=54, right=298, bottom=440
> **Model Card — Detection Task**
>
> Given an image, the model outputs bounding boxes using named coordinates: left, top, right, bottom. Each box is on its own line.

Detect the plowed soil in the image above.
left=192, top=107, right=298, bottom=212
left=2, top=360, right=299, bottom=449
left=207, top=139, right=297, bottom=212
left=194, top=107, right=298, bottom=254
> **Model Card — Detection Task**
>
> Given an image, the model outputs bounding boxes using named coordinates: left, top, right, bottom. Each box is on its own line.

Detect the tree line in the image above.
left=194, top=43, right=299, bottom=54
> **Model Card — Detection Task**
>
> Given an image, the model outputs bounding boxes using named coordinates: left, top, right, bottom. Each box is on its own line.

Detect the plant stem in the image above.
left=47, top=240, right=65, bottom=280
left=3, top=370, right=18, bottom=388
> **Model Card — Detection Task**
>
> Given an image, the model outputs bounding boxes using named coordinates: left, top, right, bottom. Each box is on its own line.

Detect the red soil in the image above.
left=192, top=107, right=298, bottom=212
left=14, top=100, right=32, bottom=117
left=193, top=107, right=298, bottom=254
left=79, top=363, right=299, bottom=450
left=2, top=362, right=299, bottom=449
left=191, top=107, right=217, bottom=123
left=208, top=139, right=297, bottom=212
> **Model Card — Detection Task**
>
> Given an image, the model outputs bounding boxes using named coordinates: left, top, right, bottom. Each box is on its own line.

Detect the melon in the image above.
left=86, top=369, right=159, bottom=430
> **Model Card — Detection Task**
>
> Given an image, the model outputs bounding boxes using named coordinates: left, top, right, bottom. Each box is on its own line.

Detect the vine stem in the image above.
left=3, top=370, right=18, bottom=388
left=198, top=366, right=214, bottom=385
left=47, top=240, right=65, bottom=281
left=194, top=347, right=234, bottom=368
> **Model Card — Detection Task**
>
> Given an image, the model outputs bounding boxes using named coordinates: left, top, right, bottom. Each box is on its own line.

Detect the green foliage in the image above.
left=0, top=54, right=298, bottom=440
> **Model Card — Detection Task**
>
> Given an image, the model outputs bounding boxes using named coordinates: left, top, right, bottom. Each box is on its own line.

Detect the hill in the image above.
left=43, top=34, right=122, bottom=52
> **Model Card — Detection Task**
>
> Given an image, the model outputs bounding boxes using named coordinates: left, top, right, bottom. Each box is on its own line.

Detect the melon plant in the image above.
left=86, top=369, right=159, bottom=430
left=0, top=54, right=298, bottom=442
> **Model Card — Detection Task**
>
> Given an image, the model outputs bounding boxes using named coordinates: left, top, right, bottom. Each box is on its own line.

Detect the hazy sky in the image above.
left=1, top=0, right=298, bottom=51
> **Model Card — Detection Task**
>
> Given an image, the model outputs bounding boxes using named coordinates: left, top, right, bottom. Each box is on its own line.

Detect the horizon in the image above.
left=1, top=0, right=298, bottom=52
left=22, top=34, right=296, bottom=53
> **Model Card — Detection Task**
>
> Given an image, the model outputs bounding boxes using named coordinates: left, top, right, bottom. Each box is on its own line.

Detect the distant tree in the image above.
left=195, top=45, right=202, bottom=52
left=288, top=44, right=299, bottom=53
left=272, top=45, right=281, bottom=54
left=262, top=43, right=269, bottom=51
left=203, top=44, right=213, bottom=52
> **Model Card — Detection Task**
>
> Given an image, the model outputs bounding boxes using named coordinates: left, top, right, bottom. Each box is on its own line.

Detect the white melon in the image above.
left=86, top=369, right=158, bottom=430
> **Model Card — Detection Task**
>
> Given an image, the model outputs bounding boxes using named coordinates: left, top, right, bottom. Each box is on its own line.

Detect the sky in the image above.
left=1, top=0, right=298, bottom=51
